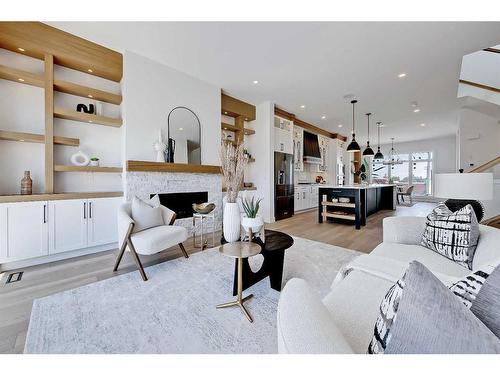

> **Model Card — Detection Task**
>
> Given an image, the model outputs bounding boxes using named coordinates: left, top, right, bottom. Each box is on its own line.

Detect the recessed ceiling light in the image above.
left=224, top=127, right=228, bottom=130
left=321, top=116, right=326, bottom=120
left=224, top=111, right=228, bottom=115
left=398, top=73, right=407, bottom=78
left=18, top=47, right=25, bottom=52
left=245, top=118, right=249, bottom=121
left=87, top=69, right=93, bottom=73
left=252, top=80, right=259, bottom=84
left=179, top=127, right=183, bottom=131
left=300, top=105, right=305, bottom=109
left=88, top=94, right=93, bottom=98
left=413, top=108, right=420, bottom=113
left=420, top=123, right=426, bottom=127
left=18, top=78, right=25, bottom=82
left=338, top=124, right=343, bottom=128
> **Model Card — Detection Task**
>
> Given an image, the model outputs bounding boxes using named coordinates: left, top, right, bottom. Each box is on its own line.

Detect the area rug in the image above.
left=25, top=236, right=361, bottom=354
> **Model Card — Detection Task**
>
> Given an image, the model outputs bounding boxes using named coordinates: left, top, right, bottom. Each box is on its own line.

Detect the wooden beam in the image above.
left=221, top=93, right=256, bottom=121
left=459, top=79, right=500, bottom=94
left=0, top=22, right=123, bottom=82
left=44, top=54, right=54, bottom=194
left=127, top=160, right=221, bottom=174
left=234, top=116, right=245, bottom=145
left=483, top=47, right=500, bottom=54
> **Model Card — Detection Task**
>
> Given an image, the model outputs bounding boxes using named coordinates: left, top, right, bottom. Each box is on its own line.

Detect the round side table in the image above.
left=217, top=241, right=261, bottom=322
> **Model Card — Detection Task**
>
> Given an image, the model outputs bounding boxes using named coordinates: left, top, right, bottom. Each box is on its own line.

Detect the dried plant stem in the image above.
left=219, top=141, right=247, bottom=203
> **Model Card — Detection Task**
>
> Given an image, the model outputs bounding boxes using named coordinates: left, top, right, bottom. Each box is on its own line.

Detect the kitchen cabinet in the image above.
left=317, top=135, right=329, bottom=172
left=294, top=185, right=320, bottom=212
left=293, top=126, right=304, bottom=171
left=0, top=201, right=48, bottom=262
left=48, top=199, right=88, bottom=254
left=274, top=116, right=293, bottom=154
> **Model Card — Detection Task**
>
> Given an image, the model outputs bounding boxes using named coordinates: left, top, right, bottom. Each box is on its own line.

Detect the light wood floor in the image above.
left=0, top=202, right=435, bottom=354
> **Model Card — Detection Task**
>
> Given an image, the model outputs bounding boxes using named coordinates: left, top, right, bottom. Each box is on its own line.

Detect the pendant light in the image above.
left=383, top=137, right=403, bottom=165
left=346, top=99, right=361, bottom=152
left=362, top=112, right=375, bottom=156
left=374, top=121, right=384, bottom=160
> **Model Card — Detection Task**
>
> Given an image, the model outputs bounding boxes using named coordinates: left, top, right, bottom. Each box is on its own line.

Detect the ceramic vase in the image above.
left=21, top=170, right=32, bottom=195
left=223, top=202, right=241, bottom=242
left=154, top=129, right=167, bottom=162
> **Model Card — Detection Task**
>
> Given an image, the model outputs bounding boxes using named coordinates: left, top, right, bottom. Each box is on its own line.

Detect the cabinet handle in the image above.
left=89, top=202, right=92, bottom=219
left=43, top=204, right=47, bottom=223
left=84, top=202, right=87, bottom=219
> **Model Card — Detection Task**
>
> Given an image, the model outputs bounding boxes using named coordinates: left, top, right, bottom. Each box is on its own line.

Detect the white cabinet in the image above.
left=48, top=199, right=88, bottom=254
left=87, top=197, right=121, bottom=247
left=317, top=135, right=329, bottom=172
left=310, top=185, right=319, bottom=208
left=294, top=185, right=319, bottom=212
left=274, top=116, right=293, bottom=154
left=293, top=126, right=304, bottom=171
left=0, top=202, right=48, bottom=262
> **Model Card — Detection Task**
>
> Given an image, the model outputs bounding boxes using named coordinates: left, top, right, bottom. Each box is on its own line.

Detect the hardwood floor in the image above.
left=0, top=202, right=435, bottom=353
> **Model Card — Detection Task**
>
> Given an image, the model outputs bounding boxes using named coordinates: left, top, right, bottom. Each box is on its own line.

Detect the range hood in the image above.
left=303, top=131, right=322, bottom=164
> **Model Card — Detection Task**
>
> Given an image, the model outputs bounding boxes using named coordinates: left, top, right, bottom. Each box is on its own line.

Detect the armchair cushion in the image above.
left=130, top=225, right=188, bottom=255
left=131, top=196, right=164, bottom=233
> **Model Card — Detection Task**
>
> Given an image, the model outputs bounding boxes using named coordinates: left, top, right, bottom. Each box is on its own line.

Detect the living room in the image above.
left=1, top=1, right=500, bottom=373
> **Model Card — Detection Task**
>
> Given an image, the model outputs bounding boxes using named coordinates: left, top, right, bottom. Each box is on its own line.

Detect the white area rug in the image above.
left=25, top=236, right=361, bottom=354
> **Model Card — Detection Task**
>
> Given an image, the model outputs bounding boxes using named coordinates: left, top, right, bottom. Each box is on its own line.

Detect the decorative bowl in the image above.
left=192, top=202, right=216, bottom=214
left=339, top=197, right=350, bottom=203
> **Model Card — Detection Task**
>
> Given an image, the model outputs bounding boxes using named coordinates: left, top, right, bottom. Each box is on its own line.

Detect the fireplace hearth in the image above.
left=154, top=192, right=209, bottom=219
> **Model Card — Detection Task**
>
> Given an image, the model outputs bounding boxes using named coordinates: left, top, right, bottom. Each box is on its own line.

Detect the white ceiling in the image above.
left=49, top=22, right=500, bottom=143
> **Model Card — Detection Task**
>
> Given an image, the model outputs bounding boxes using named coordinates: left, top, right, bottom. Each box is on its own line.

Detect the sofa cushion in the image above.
left=371, top=242, right=470, bottom=280
left=420, top=204, right=479, bottom=269
left=472, top=225, right=500, bottom=270
left=450, top=263, right=498, bottom=308
left=370, top=261, right=500, bottom=354
left=471, top=264, right=500, bottom=339
left=322, top=270, right=394, bottom=353
left=130, top=225, right=188, bottom=255
left=131, top=196, right=164, bottom=233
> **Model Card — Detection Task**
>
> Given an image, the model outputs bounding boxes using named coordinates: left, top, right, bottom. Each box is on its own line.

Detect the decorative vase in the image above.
left=71, top=150, right=90, bottom=166
left=89, top=159, right=100, bottom=167
left=21, top=170, right=32, bottom=195
left=241, top=215, right=264, bottom=236
left=223, top=202, right=241, bottom=242
left=154, top=128, right=166, bottom=162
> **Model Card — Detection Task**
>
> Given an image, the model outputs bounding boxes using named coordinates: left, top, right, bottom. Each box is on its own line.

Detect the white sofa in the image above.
left=277, top=216, right=500, bottom=354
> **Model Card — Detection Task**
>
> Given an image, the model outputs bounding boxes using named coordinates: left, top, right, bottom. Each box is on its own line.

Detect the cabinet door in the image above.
left=294, top=189, right=301, bottom=213
left=48, top=199, right=88, bottom=254
left=0, top=202, right=48, bottom=262
left=87, top=197, right=121, bottom=247
left=274, top=128, right=284, bottom=152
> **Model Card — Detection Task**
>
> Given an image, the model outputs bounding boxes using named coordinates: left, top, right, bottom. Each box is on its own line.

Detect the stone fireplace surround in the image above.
left=125, top=171, right=223, bottom=235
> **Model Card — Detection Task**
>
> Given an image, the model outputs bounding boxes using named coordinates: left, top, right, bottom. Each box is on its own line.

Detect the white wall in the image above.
left=457, top=108, right=500, bottom=172
left=122, top=51, right=221, bottom=166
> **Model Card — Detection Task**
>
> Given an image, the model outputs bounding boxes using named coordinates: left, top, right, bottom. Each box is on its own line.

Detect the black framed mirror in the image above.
left=166, top=106, right=201, bottom=164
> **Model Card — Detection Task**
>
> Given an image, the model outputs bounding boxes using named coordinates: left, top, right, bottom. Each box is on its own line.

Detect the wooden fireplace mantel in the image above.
left=126, top=160, right=222, bottom=174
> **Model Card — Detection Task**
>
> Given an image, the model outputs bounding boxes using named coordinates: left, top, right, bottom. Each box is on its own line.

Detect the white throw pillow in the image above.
left=131, top=196, right=164, bottom=232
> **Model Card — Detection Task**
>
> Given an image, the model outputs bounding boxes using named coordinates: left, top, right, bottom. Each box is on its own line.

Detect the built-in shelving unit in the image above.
left=54, top=108, right=122, bottom=127
left=53, top=80, right=122, bottom=104
left=243, top=128, right=255, bottom=135
left=0, top=64, right=44, bottom=87
left=54, top=165, right=122, bottom=173
left=0, top=130, right=79, bottom=146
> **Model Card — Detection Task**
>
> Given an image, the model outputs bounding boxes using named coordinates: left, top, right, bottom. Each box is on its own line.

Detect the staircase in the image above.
left=468, top=156, right=500, bottom=227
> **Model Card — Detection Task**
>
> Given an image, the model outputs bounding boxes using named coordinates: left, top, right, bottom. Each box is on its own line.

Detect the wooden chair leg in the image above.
left=179, top=243, right=189, bottom=258
left=113, top=223, right=134, bottom=272
left=127, top=239, right=148, bottom=281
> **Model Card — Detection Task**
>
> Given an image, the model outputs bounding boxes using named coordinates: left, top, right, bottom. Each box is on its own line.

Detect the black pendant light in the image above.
left=346, top=99, right=361, bottom=153
left=362, top=112, right=375, bottom=156
left=374, top=121, right=384, bottom=160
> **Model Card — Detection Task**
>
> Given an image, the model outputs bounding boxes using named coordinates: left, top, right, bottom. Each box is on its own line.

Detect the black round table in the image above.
left=222, top=229, right=294, bottom=295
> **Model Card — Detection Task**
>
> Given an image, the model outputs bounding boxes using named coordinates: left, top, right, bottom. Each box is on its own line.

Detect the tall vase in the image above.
left=21, top=170, right=32, bottom=195
left=223, top=202, right=241, bottom=242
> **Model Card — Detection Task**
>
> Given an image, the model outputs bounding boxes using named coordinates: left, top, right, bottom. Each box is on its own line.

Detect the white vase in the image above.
left=223, top=202, right=241, bottom=242
left=241, top=215, right=264, bottom=235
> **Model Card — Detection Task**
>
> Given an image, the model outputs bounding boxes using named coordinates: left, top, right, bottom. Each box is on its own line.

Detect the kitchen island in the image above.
left=318, top=184, right=396, bottom=229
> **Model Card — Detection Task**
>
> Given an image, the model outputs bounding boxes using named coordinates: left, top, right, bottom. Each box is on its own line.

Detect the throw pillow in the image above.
left=368, top=261, right=500, bottom=354
left=420, top=204, right=479, bottom=269
left=470, top=264, right=500, bottom=339
left=449, top=263, right=498, bottom=308
left=131, top=196, right=164, bottom=232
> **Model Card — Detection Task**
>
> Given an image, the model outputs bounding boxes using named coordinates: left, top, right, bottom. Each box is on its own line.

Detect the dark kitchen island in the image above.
left=318, top=184, right=396, bottom=229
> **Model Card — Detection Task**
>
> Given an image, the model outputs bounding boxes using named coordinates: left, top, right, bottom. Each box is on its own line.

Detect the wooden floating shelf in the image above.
left=322, top=212, right=355, bottom=221
left=221, top=123, right=239, bottom=132
left=54, top=79, right=122, bottom=105
left=0, top=130, right=79, bottom=146
left=54, top=165, right=122, bottom=173
left=0, top=191, right=123, bottom=204
left=221, top=93, right=256, bottom=121
left=244, top=128, right=255, bottom=135
left=0, top=64, right=44, bottom=88
left=54, top=108, right=122, bottom=128
left=321, top=201, right=355, bottom=208
left=127, top=160, right=221, bottom=174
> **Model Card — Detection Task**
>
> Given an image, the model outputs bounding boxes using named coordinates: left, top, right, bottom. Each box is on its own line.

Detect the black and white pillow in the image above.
left=367, top=275, right=406, bottom=354
left=421, top=204, right=479, bottom=269
left=449, top=264, right=497, bottom=308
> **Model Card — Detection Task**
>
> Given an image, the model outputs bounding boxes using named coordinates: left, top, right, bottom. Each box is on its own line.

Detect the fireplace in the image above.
left=153, top=192, right=209, bottom=219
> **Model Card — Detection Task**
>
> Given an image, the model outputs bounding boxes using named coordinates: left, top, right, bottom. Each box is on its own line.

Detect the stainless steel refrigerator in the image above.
left=274, top=152, right=294, bottom=220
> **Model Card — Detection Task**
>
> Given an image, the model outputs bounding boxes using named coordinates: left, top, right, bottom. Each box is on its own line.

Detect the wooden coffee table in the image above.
left=216, top=241, right=261, bottom=322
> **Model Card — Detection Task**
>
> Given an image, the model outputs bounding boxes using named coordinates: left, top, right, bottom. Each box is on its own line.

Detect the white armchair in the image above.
left=113, top=203, right=189, bottom=281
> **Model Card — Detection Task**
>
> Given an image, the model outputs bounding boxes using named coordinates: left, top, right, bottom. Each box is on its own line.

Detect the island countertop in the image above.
left=318, top=184, right=396, bottom=190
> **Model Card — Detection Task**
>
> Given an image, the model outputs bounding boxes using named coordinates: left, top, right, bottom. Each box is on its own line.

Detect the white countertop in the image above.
left=318, top=184, right=396, bottom=189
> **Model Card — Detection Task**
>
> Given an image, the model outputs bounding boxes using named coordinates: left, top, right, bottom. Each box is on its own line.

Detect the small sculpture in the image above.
left=76, top=103, right=95, bottom=114
left=154, top=129, right=167, bottom=162
left=71, top=150, right=90, bottom=166
left=21, top=170, right=32, bottom=195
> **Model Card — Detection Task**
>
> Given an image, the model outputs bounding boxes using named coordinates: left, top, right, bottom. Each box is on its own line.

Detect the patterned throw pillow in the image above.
left=420, top=204, right=479, bottom=269
left=367, top=274, right=406, bottom=354
left=449, top=263, right=497, bottom=308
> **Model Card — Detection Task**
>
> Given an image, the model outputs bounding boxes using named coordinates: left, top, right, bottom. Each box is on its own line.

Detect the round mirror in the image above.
left=167, top=107, right=201, bottom=164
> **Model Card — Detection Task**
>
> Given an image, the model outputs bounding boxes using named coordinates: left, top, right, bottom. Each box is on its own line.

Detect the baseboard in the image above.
left=0, top=243, right=118, bottom=272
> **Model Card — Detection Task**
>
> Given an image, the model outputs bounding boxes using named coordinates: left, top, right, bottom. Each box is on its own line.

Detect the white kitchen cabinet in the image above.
left=0, top=201, right=48, bottom=262
left=87, top=197, right=121, bottom=247
left=294, top=185, right=318, bottom=212
left=317, top=135, right=329, bottom=172
left=48, top=199, right=88, bottom=254
left=310, top=185, right=319, bottom=208
left=293, top=126, right=304, bottom=171
left=274, top=116, right=293, bottom=154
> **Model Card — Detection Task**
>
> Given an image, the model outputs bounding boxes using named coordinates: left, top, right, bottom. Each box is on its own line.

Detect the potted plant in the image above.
left=89, top=157, right=100, bottom=167
left=241, top=196, right=264, bottom=236
left=220, top=141, right=247, bottom=242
